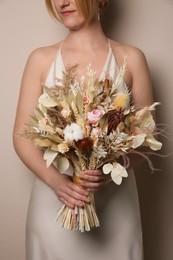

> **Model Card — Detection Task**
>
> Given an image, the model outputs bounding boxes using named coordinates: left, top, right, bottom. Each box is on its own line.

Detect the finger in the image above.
left=87, top=188, right=100, bottom=192
left=81, top=180, right=103, bottom=190
left=61, top=193, right=85, bottom=208
left=84, top=169, right=103, bottom=176
left=81, top=176, right=112, bottom=190
left=80, top=173, right=104, bottom=182
left=67, top=181, right=90, bottom=197
left=63, top=185, right=90, bottom=204
left=61, top=196, right=85, bottom=208
left=60, top=197, right=75, bottom=209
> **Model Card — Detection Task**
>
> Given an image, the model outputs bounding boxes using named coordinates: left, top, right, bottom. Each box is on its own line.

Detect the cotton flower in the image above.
left=64, top=123, right=83, bottom=142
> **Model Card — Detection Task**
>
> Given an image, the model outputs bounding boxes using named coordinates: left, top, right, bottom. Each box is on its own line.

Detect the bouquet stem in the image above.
left=56, top=169, right=100, bottom=232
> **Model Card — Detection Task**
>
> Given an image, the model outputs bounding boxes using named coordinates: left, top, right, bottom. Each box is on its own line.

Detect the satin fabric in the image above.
left=26, top=42, right=143, bottom=260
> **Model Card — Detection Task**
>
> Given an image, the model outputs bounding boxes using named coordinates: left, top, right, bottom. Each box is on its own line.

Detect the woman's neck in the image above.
left=63, top=21, right=108, bottom=51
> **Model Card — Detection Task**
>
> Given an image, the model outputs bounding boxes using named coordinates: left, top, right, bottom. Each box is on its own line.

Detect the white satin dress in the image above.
left=26, top=42, right=143, bottom=260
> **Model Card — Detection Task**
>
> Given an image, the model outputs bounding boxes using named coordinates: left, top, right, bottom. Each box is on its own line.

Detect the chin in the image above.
left=60, top=14, right=86, bottom=30
left=63, top=21, right=86, bottom=30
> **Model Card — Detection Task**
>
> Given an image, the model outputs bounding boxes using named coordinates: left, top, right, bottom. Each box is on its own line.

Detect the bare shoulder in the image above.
left=27, top=42, right=61, bottom=65
left=24, top=41, right=62, bottom=81
left=110, top=39, right=147, bottom=68
left=109, top=40, right=151, bottom=89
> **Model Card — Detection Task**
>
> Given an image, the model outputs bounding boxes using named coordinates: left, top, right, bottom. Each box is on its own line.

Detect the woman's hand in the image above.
left=54, top=174, right=90, bottom=209
left=79, top=169, right=112, bottom=192
left=53, top=169, right=112, bottom=209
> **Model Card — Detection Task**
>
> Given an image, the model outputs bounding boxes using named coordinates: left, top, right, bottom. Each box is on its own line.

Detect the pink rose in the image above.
left=87, top=109, right=104, bottom=124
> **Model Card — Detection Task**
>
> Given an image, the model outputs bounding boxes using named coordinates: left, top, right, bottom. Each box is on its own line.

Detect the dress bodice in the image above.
left=45, top=41, right=124, bottom=88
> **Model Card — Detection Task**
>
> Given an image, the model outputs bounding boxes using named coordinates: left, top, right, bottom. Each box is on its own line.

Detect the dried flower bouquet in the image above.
left=23, top=62, right=162, bottom=232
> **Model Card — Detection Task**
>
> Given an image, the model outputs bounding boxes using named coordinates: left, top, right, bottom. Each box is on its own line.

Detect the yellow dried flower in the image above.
left=114, top=92, right=130, bottom=110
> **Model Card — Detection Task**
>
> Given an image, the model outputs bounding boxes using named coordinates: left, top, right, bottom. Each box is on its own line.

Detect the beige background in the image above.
left=0, top=0, right=173, bottom=260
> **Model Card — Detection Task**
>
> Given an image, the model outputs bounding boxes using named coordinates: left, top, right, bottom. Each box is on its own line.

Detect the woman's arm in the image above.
left=125, top=46, right=155, bottom=168
left=128, top=47, right=154, bottom=107
left=13, top=48, right=90, bottom=208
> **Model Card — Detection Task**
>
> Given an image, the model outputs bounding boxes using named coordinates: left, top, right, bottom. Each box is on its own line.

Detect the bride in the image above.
left=13, top=0, right=153, bottom=259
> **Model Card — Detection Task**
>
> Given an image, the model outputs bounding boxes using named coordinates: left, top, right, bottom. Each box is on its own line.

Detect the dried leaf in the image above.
left=146, top=137, right=162, bottom=151
left=38, top=92, right=57, bottom=107
left=34, top=107, right=45, bottom=121
left=46, top=134, right=63, bottom=143
left=56, top=157, right=70, bottom=173
left=111, top=163, right=128, bottom=185
left=43, top=149, right=58, bottom=167
left=149, top=102, right=161, bottom=110
left=102, top=163, right=113, bottom=174
left=99, top=114, right=108, bottom=134
left=131, top=133, right=146, bottom=149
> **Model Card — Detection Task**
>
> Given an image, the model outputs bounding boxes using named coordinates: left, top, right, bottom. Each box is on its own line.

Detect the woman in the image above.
left=13, top=0, right=153, bottom=259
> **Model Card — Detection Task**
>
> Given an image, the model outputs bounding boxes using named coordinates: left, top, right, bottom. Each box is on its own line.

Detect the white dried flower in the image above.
left=69, top=81, right=80, bottom=96
left=91, top=127, right=103, bottom=138
left=93, top=144, right=107, bottom=159
left=61, top=108, right=71, bottom=118
left=64, top=123, right=83, bottom=142
left=57, top=143, right=69, bottom=154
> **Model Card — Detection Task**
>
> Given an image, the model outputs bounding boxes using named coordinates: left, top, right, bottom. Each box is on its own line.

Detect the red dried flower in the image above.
left=108, top=109, right=124, bottom=133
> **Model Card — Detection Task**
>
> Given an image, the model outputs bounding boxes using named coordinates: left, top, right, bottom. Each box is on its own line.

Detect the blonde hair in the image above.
left=45, top=0, right=109, bottom=22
